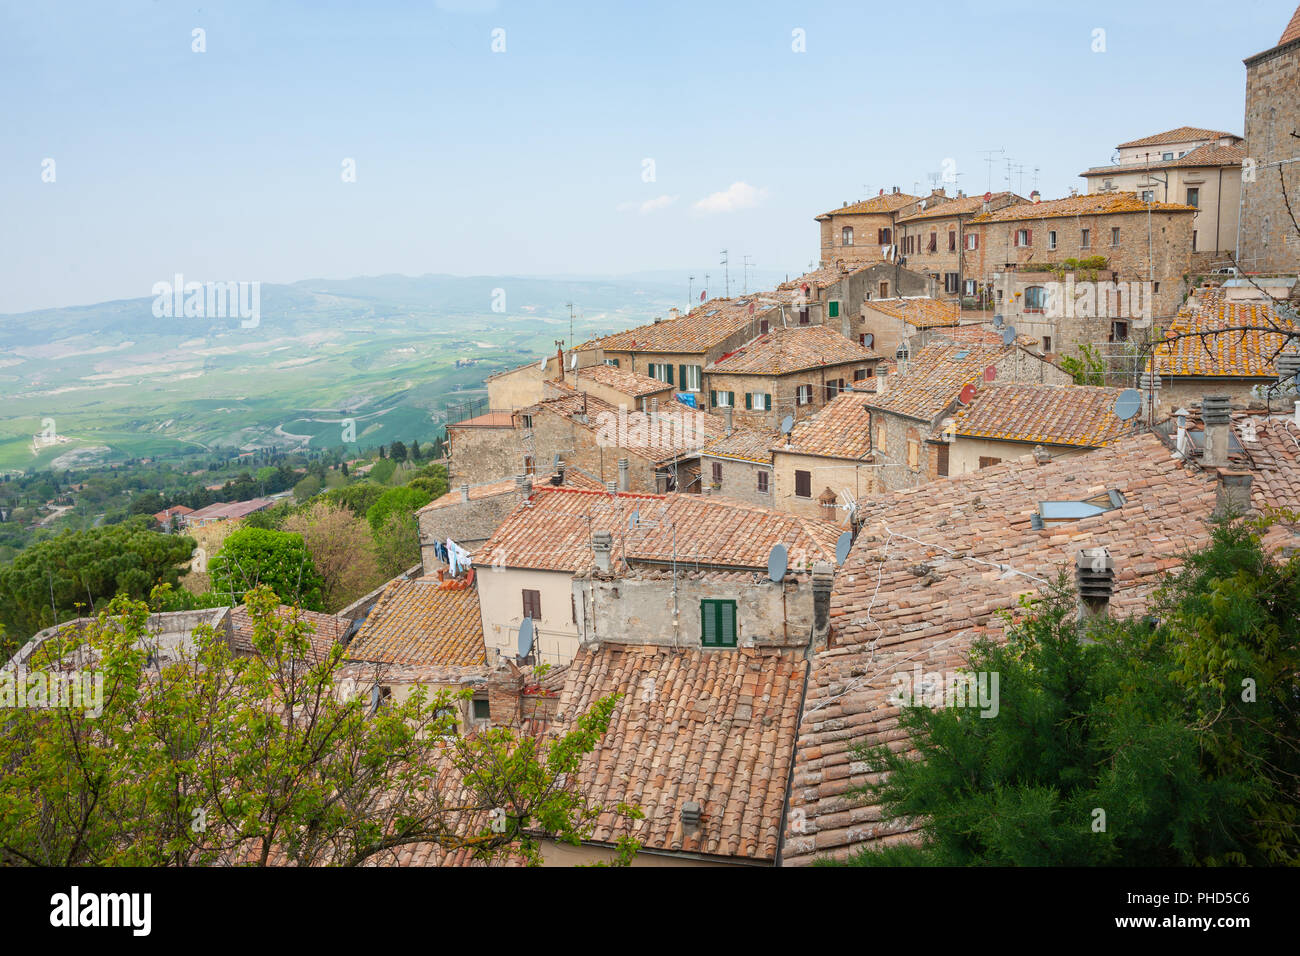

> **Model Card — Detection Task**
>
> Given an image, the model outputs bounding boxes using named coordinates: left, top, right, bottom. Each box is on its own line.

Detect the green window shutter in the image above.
left=726, top=391, right=734, bottom=406
left=829, top=301, right=840, bottom=318
left=745, top=392, right=753, bottom=410
left=702, top=600, right=717, bottom=646
left=710, top=390, right=717, bottom=406
left=765, top=394, right=773, bottom=411
left=666, top=364, right=674, bottom=385
left=679, top=364, right=688, bottom=389
left=719, top=601, right=736, bottom=646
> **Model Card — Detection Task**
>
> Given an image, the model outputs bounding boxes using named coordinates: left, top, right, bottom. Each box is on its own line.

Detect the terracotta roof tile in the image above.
left=701, top=428, right=780, bottom=464
left=345, top=577, right=487, bottom=667
left=553, top=644, right=806, bottom=861
left=864, top=341, right=1010, bottom=423
left=476, top=486, right=839, bottom=573
left=227, top=604, right=349, bottom=663
left=530, top=389, right=728, bottom=464
left=895, top=192, right=1024, bottom=224
left=951, top=384, right=1136, bottom=448
left=1080, top=142, right=1244, bottom=176
left=1150, top=291, right=1297, bottom=378
left=817, top=192, right=919, bottom=219
left=705, top=325, right=877, bottom=375
left=783, top=429, right=1300, bottom=865
left=968, top=191, right=1197, bottom=223
left=778, top=391, right=873, bottom=460
left=1115, top=127, right=1239, bottom=149
left=577, top=294, right=778, bottom=355
left=862, top=296, right=961, bottom=329
left=577, top=363, right=674, bottom=397
left=1284, top=4, right=1300, bottom=45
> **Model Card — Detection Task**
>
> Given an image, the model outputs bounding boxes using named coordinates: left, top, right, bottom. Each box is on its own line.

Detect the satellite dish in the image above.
left=767, top=544, right=788, bottom=582
left=1113, top=388, right=1142, bottom=421
left=958, top=383, right=977, bottom=405
left=993, top=314, right=1004, bottom=328
left=983, top=365, right=997, bottom=383
left=518, top=617, right=534, bottom=658
left=835, top=531, right=852, bottom=566
left=1001, top=329, right=1015, bottom=346
left=369, top=684, right=381, bottom=714
left=983, top=191, right=992, bottom=203
left=537, top=357, right=546, bottom=371
left=627, top=508, right=640, bottom=530
left=570, top=352, right=578, bottom=370
left=862, top=333, right=874, bottom=348
left=780, top=415, right=795, bottom=435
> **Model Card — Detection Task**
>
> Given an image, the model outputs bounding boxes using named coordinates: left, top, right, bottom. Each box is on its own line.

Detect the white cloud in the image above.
left=617, top=194, right=679, bottom=215
left=693, top=182, right=768, bottom=214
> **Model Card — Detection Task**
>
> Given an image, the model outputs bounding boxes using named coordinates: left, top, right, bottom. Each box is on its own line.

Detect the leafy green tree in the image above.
left=324, top=483, right=386, bottom=518
left=368, top=458, right=397, bottom=485
left=0, top=517, right=195, bottom=643
left=389, top=440, right=409, bottom=462
left=829, top=519, right=1300, bottom=867
left=372, top=511, right=421, bottom=579
left=293, top=474, right=322, bottom=502
left=210, top=527, right=326, bottom=610
left=366, top=486, right=433, bottom=535
left=0, top=587, right=637, bottom=866
left=1060, top=343, right=1106, bottom=386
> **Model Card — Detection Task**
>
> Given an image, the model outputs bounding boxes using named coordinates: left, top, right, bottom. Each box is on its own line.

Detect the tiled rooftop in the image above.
left=863, top=341, right=1010, bottom=423
left=705, top=325, right=877, bottom=376
left=532, top=388, right=727, bottom=464
left=967, top=191, right=1197, bottom=223
left=817, top=192, right=919, bottom=219
left=345, top=576, right=487, bottom=667
left=1116, top=127, right=1239, bottom=149
left=1080, top=142, right=1245, bottom=176
left=475, top=486, right=839, bottom=573
left=227, top=604, right=350, bottom=663
left=778, top=391, right=873, bottom=461
left=701, top=428, right=780, bottom=464
left=1284, top=4, right=1300, bottom=45
left=950, top=383, right=1136, bottom=448
left=895, top=191, right=1024, bottom=224
left=862, top=296, right=961, bottom=329
left=551, top=644, right=806, bottom=862
left=776, top=264, right=869, bottom=292
left=577, top=294, right=778, bottom=355
left=1150, top=292, right=1297, bottom=378
left=784, top=430, right=1282, bottom=865
left=577, top=363, right=674, bottom=397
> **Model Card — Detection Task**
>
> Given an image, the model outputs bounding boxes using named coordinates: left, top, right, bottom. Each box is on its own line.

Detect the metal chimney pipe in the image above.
left=1076, top=548, right=1115, bottom=626
left=1201, top=395, right=1232, bottom=467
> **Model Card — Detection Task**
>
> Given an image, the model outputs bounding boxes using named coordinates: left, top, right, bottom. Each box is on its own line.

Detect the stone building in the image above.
left=1079, top=127, right=1244, bottom=271
left=1240, top=5, right=1300, bottom=274
left=770, top=389, right=876, bottom=525
left=859, top=296, right=965, bottom=359
left=702, top=325, right=880, bottom=429
left=815, top=189, right=918, bottom=269
left=967, top=188, right=1196, bottom=335
left=896, top=191, right=1025, bottom=299
left=699, top=428, right=778, bottom=506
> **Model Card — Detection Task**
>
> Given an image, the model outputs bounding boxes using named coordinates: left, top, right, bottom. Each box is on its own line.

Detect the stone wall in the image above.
left=1241, top=37, right=1300, bottom=274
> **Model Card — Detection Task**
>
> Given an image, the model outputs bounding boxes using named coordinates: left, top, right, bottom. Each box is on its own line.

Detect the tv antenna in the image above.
left=687, top=275, right=694, bottom=311
left=720, top=250, right=730, bottom=298
left=978, top=149, right=1004, bottom=194
left=565, top=302, right=575, bottom=348
left=742, top=255, right=753, bottom=294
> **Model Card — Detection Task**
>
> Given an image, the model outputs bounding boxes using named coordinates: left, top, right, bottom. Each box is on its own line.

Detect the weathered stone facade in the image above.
left=446, top=417, right=523, bottom=486
left=704, top=362, right=875, bottom=431
left=1240, top=19, right=1300, bottom=274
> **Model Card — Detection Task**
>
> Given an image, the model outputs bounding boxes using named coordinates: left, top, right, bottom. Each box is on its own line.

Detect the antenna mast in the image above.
left=720, top=250, right=730, bottom=298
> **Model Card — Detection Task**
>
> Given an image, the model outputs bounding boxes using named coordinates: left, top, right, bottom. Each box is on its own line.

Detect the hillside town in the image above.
left=4, top=7, right=1300, bottom=876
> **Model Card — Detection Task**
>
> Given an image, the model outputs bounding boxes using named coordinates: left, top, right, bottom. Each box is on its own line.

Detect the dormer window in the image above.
left=1031, top=490, right=1127, bottom=529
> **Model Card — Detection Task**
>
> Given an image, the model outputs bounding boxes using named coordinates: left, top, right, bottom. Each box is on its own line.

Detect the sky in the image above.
left=0, top=0, right=1293, bottom=314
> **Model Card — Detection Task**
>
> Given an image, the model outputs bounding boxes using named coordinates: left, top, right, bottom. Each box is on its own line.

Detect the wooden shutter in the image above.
left=829, top=301, right=839, bottom=318
left=936, top=442, right=949, bottom=477
left=665, top=364, right=674, bottom=386
left=719, top=602, right=736, bottom=646
left=679, top=364, right=688, bottom=389
left=745, top=392, right=753, bottom=410
left=1026, top=229, right=1033, bottom=245
left=522, top=589, right=541, bottom=620
left=701, top=600, right=717, bottom=645
left=765, top=394, right=772, bottom=411
left=710, top=390, right=717, bottom=407
left=795, top=470, right=811, bottom=498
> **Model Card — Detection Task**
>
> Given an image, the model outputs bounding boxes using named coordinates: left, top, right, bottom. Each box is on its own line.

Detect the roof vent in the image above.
left=681, top=801, right=702, bottom=829
left=1076, top=548, right=1115, bottom=623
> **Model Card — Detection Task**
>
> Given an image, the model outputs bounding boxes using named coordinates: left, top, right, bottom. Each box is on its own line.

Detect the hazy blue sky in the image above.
left=1, top=0, right=1292, bottom=313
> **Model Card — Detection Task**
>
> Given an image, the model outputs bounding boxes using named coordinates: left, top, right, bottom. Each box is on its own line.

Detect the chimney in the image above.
left=460, top=482, right=470, bottom=502
left=1030, top=190, right=1041, bottom=203
left=1295, top=400, right=1300, bottom=427
left=617, top=458, right=629, bottom=492
left=811, top=560, right=834, bottom=651
left=1076, top=548, right=1115, bottom=624
left=1201, top=395, right=1232, bottom=467
left=724, top=406, right=733, bottom=436
left=1216, top=470, right=1255, bottom=517
left=681, top=801, right=702, bottom=831
left=650, top=397, right=658, bottom=428
left=592, top=530, right=613, bottom=573
left=1032, top=444, right=1051, bottom=466
left=515, top=475, right=532, bottom=496
left=1139, top=371, right=1160, bottom=421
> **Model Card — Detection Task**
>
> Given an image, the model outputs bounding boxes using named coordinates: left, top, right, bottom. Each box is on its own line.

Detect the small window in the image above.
left=842, top=226, right=854, bottom=246
left=433, top=705, right=459, bottom=736
left=1110, top=320, right=1129, bottom=343
left=1111, top=227, right=1121, bottom=246
left=522, top=589, right=541, bottom=621
left=1192, top=229, right=1198, bottom=252
left=472, top=698, right=491, bottom=721
left=1047, top=230, right=1057, bottom=250
left=879, top=281, right=889, bottom=297
left=521, top=414, right=533, bottom=430
left=1186, top=187, right=1199, bottom=208
left=1016, top=229, right=1031, bottom=247
left=711, top=390, right=733, bottom=408
left=795, top=470, right=812, bottom=498
left=604, top=358, right=619, bottom=367
left=1080, top=228, right=1090, bottom=249
left=799, top=308, right=810, bottom=325
left=701, top=599, right=737, bottom=648
left=1140, top=190, right=1154, bottom=203
left=523, top=454, right=536, bottom=476
left=1162, top=152, right=1174, bottom=161
left=745, top=392, right=772, bottom=411
left=944, top=273, right=960, bottom=294
left=757, top=471, right=769, bottom=494
left=907, top=439, right=920, bottom=470
left=796, top=384, right=813, bottom=406
left=948, top=231, right=956, bottom=251
left=759, top=318, right=769, bottom=335
left=963, top=279, right=977, bottom=296
left=965, top=233, right=978, bottom=251
left=978, top=456, right=1002, bottom=469
left=712, top=461, right=722, bottom=482
left=1042, top=336, right=1053, bottom=353
left=927, top=232, right=937, bottom=252
left=828, top=300, right=840, bottom=318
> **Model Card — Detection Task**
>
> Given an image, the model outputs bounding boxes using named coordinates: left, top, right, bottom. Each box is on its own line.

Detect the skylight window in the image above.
left=1032, top=490, right=1126, bottom=529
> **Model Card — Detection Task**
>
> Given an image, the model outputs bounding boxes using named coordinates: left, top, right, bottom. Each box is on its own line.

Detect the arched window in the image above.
left=842, top=226, right=854, bottom=246
left=1024, top=286, right=1048, bottom=314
